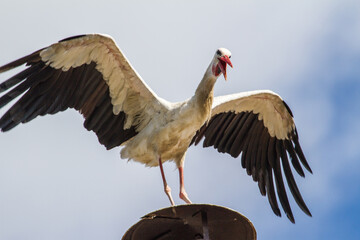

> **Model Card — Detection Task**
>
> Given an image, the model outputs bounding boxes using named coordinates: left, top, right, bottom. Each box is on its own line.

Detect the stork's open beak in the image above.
left=218, top=56, right=233, bottom=81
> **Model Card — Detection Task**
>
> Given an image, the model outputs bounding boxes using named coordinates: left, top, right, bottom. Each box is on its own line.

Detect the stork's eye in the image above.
left=216, top=50, right=221, bottom=55
left=229, top=55, right=231, bottom=58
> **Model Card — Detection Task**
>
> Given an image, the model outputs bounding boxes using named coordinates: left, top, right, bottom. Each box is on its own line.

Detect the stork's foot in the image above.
left=180, top=190, right=192, bottom=204
left=165, top=185, right=175, bottom=206
left=178, top=166, right=192, bottom=204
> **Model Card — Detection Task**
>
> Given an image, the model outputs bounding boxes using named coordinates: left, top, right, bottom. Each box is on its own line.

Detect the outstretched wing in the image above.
left=0, top=34, right=168, bottom=149
left=191, top=90, right=312, bottom=223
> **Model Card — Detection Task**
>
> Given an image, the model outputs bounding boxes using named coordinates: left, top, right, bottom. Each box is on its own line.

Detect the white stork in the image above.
left=0, top=34, right=312, bottom=223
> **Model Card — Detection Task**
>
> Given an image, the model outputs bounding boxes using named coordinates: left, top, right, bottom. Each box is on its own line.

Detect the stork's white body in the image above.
left=121, top=81, right=213, bottom=168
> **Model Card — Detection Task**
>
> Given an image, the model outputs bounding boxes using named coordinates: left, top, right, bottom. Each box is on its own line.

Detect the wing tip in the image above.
left=307, top=167, right=313, bottom=174
left=0, top=50, right=42, bottom=74
left=287, top=213, right=295, bottom=224
left=300, top=202, right=312, bottom=217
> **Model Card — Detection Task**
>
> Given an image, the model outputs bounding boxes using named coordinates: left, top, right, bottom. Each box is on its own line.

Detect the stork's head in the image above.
left=212, top=48, right=233, bottom=80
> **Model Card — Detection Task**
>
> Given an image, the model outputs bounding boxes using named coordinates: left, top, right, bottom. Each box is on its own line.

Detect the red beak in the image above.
left=218, top=56, right=233, bottom=80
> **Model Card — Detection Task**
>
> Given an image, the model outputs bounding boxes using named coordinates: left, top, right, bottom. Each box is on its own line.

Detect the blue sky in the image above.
left=0, top=1, right=359, bottom=239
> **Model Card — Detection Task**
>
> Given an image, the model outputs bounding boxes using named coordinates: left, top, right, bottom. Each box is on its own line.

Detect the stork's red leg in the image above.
left=158, top=157, right=175, bottom=206
left=179, top=166, right=192, bottom=204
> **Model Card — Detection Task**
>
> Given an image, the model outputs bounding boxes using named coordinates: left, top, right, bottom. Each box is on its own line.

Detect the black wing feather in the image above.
left=191, top=110, right=312, bottom=223
left=274, top=140, right=294, bottom=223
left=217, top=112, right=244, bottom=152
left=230, top=113, right=256, bottom=157
left=225, top=112, right=249, bottom=153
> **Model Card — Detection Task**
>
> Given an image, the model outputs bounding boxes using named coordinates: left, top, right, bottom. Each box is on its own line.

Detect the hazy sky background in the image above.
left=0, top=0, right=359, bottom=239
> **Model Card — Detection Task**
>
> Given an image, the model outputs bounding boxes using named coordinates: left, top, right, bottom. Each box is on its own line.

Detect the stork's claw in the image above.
left=180, top=191, right=192, bottom=204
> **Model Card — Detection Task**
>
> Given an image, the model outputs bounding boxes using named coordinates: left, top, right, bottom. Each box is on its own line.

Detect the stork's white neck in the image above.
left=192, top=61, right=218, bottom=116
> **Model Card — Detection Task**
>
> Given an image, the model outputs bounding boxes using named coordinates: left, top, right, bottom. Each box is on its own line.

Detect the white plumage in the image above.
left=0, top=34, right=312, bottom=223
